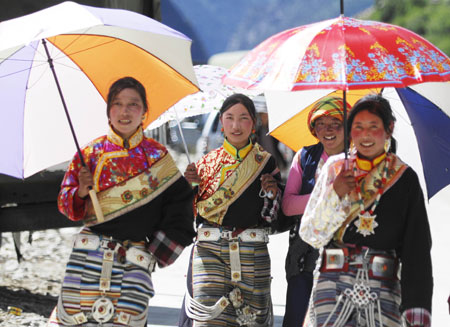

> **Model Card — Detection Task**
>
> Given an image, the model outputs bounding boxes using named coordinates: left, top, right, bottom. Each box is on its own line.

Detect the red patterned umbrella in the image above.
left=223, top=16, right=450, bottom=91
left=223, top=15, right=450, bottom=199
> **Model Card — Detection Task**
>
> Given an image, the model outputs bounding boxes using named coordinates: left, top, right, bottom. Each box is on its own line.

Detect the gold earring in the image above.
left=384, top=137, right=391, bottom=152
left=349, top=140, right=356, bottom=154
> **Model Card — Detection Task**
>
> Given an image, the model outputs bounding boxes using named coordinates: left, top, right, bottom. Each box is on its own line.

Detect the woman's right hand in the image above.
left=184, top=163, right=201, bottom=186
left=77, top=166, right=94, bottom=199
left=333, top=167, right=356, bottom=198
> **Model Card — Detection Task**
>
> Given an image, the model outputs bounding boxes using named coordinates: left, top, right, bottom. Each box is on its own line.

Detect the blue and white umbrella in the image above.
left=265, top=82, right=450, bottom=200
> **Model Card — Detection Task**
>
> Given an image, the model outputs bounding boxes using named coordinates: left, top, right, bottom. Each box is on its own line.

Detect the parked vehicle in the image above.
left=164, top=115, right=209, bottom=154
left=196, top=110, right=223, bottom=156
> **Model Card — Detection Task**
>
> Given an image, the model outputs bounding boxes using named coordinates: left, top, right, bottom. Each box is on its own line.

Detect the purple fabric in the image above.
left=397, top=87, right=450, bottom=199
left=81, top=4, right=191, bottom=41
left=0, top=4, right=191, bottom=179
left=0, top=42, right=37, bottom=178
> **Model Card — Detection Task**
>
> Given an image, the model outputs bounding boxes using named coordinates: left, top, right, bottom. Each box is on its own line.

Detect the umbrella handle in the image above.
left=172, top=106, right=199, bottom=187
left=89, top=189, right=104, bottom=223
left=172, top=106, right=192, bottom=164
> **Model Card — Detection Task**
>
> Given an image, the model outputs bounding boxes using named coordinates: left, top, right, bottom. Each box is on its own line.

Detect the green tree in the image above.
left=368, top=0, right=450, bottom=56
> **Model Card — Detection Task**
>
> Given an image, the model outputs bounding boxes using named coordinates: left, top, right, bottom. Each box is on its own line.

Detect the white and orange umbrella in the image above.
left=0, top=1, right=199, bottom=179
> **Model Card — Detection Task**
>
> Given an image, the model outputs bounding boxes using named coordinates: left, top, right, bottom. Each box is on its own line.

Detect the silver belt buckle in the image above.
left=92, top=297, right=114, bottom=323
left=221, top=230, right=237, bottom=241
left=126, top=247, right=155, bottom=271
left=100, top=239, right=111, bottom=249
left=349, top=253, right=364, bottom=266
left=370, top=255, right=396, bottom=279
left=197, top=228, right=221, bottom=241
left=239, top=229, right=269, bottom=242
left=73, top=234, right=99, bottom=250
left=322, top=248, right=348, bottom=271
left=100, top=237, right=122, bottom=250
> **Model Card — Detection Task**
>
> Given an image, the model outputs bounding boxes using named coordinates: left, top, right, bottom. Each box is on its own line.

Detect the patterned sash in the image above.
left=196, top=145, right=270, bottom=225
left=334, top=154, right=407, bottom=242
left=84, top=153, right=180, bottom=226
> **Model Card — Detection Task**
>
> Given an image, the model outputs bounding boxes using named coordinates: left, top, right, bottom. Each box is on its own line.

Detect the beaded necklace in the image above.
left=353, top=153, right=390, bottom=237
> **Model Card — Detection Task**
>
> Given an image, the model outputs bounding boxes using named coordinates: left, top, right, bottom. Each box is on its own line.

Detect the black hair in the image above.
left=348, top=93, right=397, bottom=153
left=219, top=93, right=257, bottom=123
left=348, top=94, right=396, bottom=134
left=106, top=77, right=148, bottom=118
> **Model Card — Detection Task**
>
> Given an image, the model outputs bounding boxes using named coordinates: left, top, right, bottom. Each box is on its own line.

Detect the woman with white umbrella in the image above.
left=48, top=77, right=196, bottom=326
left=180, top=94, right=292, bottom=326
left=300, top=94, right=432, bottom=327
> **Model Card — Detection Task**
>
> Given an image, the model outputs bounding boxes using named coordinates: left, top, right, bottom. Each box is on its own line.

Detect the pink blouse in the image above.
left=281, top=149, right=329, bottom=216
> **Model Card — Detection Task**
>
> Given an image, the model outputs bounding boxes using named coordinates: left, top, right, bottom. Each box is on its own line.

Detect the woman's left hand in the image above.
left=260, top=173, right=278, bottom=200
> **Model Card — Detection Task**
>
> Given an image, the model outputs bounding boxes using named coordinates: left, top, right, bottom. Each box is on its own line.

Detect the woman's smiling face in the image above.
left=220, top=103, right=254, bottom=149
left=108, top=88, right=145, bottom=139
left=351, top=109, right=391, bottom=160
left=314, top=115, right=344, bottom=155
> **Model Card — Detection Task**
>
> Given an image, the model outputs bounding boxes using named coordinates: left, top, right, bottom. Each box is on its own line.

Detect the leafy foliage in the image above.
left=368, top=0, right=450, bottom=55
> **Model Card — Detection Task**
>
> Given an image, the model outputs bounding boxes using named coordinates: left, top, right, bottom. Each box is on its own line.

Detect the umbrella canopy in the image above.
left=265, top=84, right=450, bottom=199
left=223, top=15, right=450, bottom=199
left=223, top=16, right=450, bottom=91
left=147, top=65, right=260, bottom=130
left=0, top=1, right=199, bottom=179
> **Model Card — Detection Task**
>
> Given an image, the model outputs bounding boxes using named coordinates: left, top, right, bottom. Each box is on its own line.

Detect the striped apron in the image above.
left=308, top=249, right=402, bottom=327
left=47, top=228, right=155, bottom=327
left=190, top=229, right=272, bottom=326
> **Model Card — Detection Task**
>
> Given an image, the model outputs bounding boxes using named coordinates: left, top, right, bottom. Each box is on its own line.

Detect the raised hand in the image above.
left=184, top=163, right=201, bottom=187
left=77, top=166, right=94, bottom=198
left=260, top=173, right=278, bottom=200
left=333, top=165, right=356, bottom=198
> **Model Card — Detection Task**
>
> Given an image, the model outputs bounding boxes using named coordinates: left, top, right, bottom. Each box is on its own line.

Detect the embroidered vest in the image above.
left=84, top=153, right=181, bottom=227
left=334, top=153, right=407, bottom=242
left=196, top=144, right=270, bottom=225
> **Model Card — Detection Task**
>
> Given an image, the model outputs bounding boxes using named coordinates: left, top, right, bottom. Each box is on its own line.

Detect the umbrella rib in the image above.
left=0, top=62, right=47, bottom=79
left=0, top=58, right=82, bottom=82
left=50, top=36, right=118, bottom=60
left=26, top=62, right=53, bottom=90
left=50, top=27, right=93, bottom=57
left=2, top=36, right=169, bottom=79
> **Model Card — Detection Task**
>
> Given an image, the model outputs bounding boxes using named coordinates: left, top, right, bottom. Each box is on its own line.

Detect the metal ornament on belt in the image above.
left=230, top=241, right=242, bottom=282
left=92, top=297, right=115, bottom=323
left=236, top=305, right=258, bottom=326
left=229, top=287, right=259, bottom=326
left=320, top=255, right=383, bottom=327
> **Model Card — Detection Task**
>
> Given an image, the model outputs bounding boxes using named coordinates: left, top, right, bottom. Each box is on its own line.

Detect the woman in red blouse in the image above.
left=49, top=77, right=196, bottom=326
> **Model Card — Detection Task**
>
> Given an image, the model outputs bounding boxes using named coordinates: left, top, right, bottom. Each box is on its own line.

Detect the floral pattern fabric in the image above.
left=224, top=16, right=450, bottom=91
left=58, top=127, right=166, bottom=220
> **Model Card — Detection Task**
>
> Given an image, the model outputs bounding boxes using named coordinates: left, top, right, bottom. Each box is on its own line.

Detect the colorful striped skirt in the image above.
left=191, top=238, right=272, bottom=326
left=47, top=228, right=154, bottom=327
left=308, top=266, right=402, bottom=327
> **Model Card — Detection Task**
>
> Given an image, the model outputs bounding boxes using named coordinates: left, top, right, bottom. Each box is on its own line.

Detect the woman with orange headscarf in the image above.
left=282, top=96, right=350, bottom=327
left=300, top=94, right=432, bottom=327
